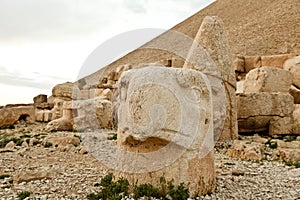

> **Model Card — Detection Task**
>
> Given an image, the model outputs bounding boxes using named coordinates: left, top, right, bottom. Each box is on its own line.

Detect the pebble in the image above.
left=0, top=124, right=299, bottom=199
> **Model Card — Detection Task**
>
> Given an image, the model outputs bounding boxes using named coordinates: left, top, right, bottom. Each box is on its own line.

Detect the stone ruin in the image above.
left=0, top=15, right=300, bottom=197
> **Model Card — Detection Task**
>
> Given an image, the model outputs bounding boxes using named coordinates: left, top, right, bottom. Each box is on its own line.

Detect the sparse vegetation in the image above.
left=17, top=191, right=31, bottom=200
left=107, top=133, right=117, bottom=140
left=0, top=124, right=15, bottom=130
left=0, top=174, right=10, bottom=179
left=44, top=142, right=53, bottom=148
left=87, top=174, right=190, bottom=199
left=265, top=139, right=277, bottom=149
left=285, top=161, right=300, bottom=168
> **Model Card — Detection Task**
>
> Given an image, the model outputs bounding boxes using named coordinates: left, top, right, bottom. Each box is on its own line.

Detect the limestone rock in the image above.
left=243, top=66, right=292, bottom=93
left=44, top=136, right=80, bottom=148
left=244, top=56, right=261, bottom=72
left=46, top=102, right=73, bottom=131
left=289, top=85, right=300, bottom=104
left=226, top=140, right=264, bottom=161
left=233, top=55, right=245, bottom=73
left=292, top=104, right=300, bottom=134
left=51, top=98, right=66, bottom=120
left=5, top=141, right=15, bottom=149
left=113, top=66, right=215, bottom=196
left=0, top=106, right=35, bottom=127
left=187, top=15, right=237, bottom=141
left=52, top=82, right=77, bottom=100
left=236, top=81, right=244, bottom=94
left=261, top=54, right=293, bottom=69
left=35, top=110, right=52, bottom=122
left=237, top=93, right=294, bottom=135
left=33, top=94, right=47, bottom=104
left=35, top=110, right=44, bottom=122
left=73, top=98, right=113, bottom=130
left=14, top=170, right=54, bottom=183
left=283, top=55, right=300, bottom=88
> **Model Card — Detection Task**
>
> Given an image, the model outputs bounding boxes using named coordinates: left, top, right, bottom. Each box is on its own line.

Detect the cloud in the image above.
left=123, top=0, right=147, bottom=14
left=0, top=65, right=68, bottom=89
left=0, top=0, right=114, bottom=42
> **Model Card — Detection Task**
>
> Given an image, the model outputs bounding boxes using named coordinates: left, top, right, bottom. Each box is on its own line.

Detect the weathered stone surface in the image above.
left=243, top=66, right=292, bottom=93
left=237, top=93, right=294, bottom=135
left=46, top=102, right=73, bottom=131
left=274, top=140, right=300, bottom=162
left=35, top=110, right=52, bottom=122
left=233, top=55, right=245, bottom=73
left=189, top=16, right=237, bottom=141
left=14, top=170, right=54, bottom=183
left=0, top=106, right=35, bottom=126
left=73, top=98, right=113, bottom=130
left=226, top=140, right=264, bottom=161
left=35, top=110, right=44, bottom=122
left=33, top=94, right=47, bottom=104
left=244, top=56, right=261, bottom=72
left=292, top=104, right=300, bottom=135
left=52, top=82, right=76, bottom=100
left=283, top=55, right=300, bottom=88
left=236, top=81, right=244, bottom=94
left=51, top=98, right=66, bottom=120
left=289, top=85, right=300, bottom=104
left=261, top=54, right=293, bottom=69
left=44, top=136, right=80, bottom=149
left=114, top=66, right=215, bottom=196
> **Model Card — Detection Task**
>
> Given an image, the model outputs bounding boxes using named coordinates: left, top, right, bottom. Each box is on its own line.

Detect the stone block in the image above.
left=283, top=55, right=300, bottom=88
left=0, top=106, right=35, bottom=126
left=243, top=66, right=292, bottom=93
left=33, top=94, right=47, bottom=104
left=237, top=93, right=294, bottom=135
left=261, top=54, right=293, bottom=69
left=244, top=56, right=261, bottom=72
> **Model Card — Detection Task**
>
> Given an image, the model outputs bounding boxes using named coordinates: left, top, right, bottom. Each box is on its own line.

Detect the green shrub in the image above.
left=87, top=174, right=129, bottom=200
left=87, top=174, right=190, bottom=199
left=168, top=182, right=189, bottom=200
left=134, top=183, right=160, bottom=198
left=17, top=191, right=31, bottom=200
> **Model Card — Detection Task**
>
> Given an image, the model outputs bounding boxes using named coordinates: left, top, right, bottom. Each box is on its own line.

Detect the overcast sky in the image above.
left=0, top=0, right=215, bottom=105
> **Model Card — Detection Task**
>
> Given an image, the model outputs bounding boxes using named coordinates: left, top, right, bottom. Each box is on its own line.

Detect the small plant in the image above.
left=283, top=136, right=297, bottom=142
left=107, top=133, right=117, bottom=140
left=134, top=183, right=160, bottom=198
left=87, top=174, right=190, bottom=199
left=44, top=142, right=53, bottom=148
left=294, top=161, right=300, bottom=168
left=13, top=138, right=24, bottom=146
left=0, top=174, right=10, bottom=179
left=33, top=140, right=40, bottom=146
left=168, top=182, right=189, bottom=200
left=286, top=161, right=300, bottom=168
left=17, top=191, right=31, bottom=200
left=87, top=173, right=129, bottom=200
left=0, top=124, right=15, bottom=130
left=265, top=139, right=277, bottom=149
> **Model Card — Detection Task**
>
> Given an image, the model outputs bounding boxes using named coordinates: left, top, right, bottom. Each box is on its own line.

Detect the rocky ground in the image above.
left=0, top=123, right=299, bottom=200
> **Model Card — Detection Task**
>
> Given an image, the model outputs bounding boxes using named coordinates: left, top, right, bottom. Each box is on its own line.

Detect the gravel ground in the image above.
left=0, top=124, right=299, bottom=199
